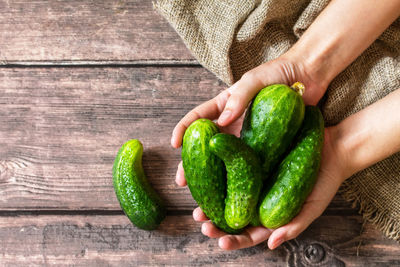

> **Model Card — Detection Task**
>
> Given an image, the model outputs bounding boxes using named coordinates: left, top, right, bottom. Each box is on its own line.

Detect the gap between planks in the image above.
left=0, top=210, right=192, bottom=217
left=0, top=60, right=200, bottom=68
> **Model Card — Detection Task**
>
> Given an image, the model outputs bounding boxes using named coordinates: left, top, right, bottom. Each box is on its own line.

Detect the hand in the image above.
left=177, top=126, right=349, bottom=250
left=171, top=55, right=342, bottom=250
left=189, top=85, right=400, bottom=250
left=172, top=54, right=326, bottom=183
left=171, top=55, right=327, bottom=150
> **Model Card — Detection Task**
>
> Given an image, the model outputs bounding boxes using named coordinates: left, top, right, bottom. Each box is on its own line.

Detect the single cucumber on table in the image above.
left=259, top=106, right=325, bottom=229
left=241, top=83, right=305, bottom=175
left=182, top=119, right=239, bottom=234
left=113, top=139, right=166, bottom=230
left=209, top=133, right=263, bottom=230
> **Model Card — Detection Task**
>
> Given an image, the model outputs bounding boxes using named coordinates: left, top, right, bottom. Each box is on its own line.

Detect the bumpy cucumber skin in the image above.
left=113, top=139, right=166, bottom=230
left=209, top=133, right=263, bottom=230
left=249, top=212, right=261, bottom=227
left=182, top=119, right=239, bottom=234
left=259, top=106, right=324, bottom=229
left=241, top=84, right=305, bottom=175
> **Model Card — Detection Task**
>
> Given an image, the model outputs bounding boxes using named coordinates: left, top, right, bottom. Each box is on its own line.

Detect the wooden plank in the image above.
left=0, top=0, right=194, bottom=62
left=0, top=67, right=356, bottom=212
left=0, top=66, right=222, bottom=210
left=0, top=214, right=398, bottom=266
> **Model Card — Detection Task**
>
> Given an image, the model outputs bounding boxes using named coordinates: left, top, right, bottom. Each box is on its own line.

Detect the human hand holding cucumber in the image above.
left=171, top=0, right=400, bottom=250
left=171, top=77, right=340, bottom=250
left=173, top=86, right=400, bottom=250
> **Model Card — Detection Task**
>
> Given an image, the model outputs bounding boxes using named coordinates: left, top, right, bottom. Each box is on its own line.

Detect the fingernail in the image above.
left=218, top=237, right=225, bottom=248
left=193, top=208, right=200, bottom=220
left=176, top=169, right=185, bottom=187
left=272, top=237, right=284, bottom=250
left=201, top=223, right=208, bottom=235
left=221, top=236, right=235, bottom=248
left=171, top=136, right=175, bottom=147
left=219, top=236, right=233, bottom=250
left=170, top=128, right=176, bottom=146
left=219, top=110, right=232, bottom=124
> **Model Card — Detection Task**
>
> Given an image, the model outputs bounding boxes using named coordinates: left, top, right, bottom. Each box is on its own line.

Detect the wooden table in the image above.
left=0, top=1, right=399, bottom=266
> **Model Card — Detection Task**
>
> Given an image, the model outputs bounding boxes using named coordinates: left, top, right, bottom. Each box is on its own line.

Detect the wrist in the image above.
left=322, top=127, right=352, bottom=184
left=284, top=36, right=336, bottom=90
left=331, top=89, right=400, bottom=179
left=329, top=121, right=369, bottom=180
left=283, top=0, right=400, bottom=105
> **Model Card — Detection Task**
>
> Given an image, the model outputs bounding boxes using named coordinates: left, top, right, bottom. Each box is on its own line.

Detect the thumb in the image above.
left=218, top=71, right=267, bottom=126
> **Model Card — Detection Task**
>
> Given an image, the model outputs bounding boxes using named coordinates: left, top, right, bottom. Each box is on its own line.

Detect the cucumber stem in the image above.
left=290, top=82, right=305, bottom=96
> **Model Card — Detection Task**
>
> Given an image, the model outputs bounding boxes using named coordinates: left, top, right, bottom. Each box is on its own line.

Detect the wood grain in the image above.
left=0, top=67, right=355, bottom=212
left=0, top=66, right=222, bottom=210
left=0, top=215, right=398, bottom=266
left=0, top=0, right=194, bottom=62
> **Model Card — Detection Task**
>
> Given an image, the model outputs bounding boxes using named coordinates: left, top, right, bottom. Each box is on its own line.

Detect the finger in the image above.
left=218, top=226, right=273, bottom=250
left=171, top=90, right=230, bottom=148
left=268, top=135, right=345, bottom=250
left=175, top=161, right=187, bottom=187
left=201, top=221, right=226, bottom=238
left=217, top=70, right=268, bottom=127
left=267, top=170, right=341, bottom=250
left=218, top=113, right=246, bottom=137
left=193, top=207, right=208, bottom=221
left=267, top=200, right=325, bottom=250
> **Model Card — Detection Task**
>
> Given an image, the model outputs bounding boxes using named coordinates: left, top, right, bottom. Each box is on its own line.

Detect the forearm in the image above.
left=333, top=89, right=400, bottom=178
left=286, top=0, right=400, bottom=94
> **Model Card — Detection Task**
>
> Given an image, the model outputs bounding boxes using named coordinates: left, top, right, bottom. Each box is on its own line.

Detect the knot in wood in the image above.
left=303, top=243, right=325, bottom=264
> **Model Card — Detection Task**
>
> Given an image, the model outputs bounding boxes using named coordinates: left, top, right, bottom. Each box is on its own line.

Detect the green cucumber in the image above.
left=209, top=133, right=263, bottom=230
left=113, top=139, right=166, bottom=230
left=241, top=83, right=305, bottom=175
left=259, top=106, right=324, bottom=229
left=249, top=210, right=261, bottom=227
left=182, top=119, right=239, bottom=234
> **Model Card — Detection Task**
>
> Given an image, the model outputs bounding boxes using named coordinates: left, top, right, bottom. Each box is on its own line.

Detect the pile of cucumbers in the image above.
left=182, top=83, right=324, bottom=232
left=112, top=82, right=324, bottom=232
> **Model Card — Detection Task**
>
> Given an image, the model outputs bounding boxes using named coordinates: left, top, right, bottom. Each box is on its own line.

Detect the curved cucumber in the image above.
left=209, top=133, right=263, bottom=230
left=259, top=106, right=324, bottom=229
left=182, top=119, right=239, bottom=234
left=241, top=83, right=305, bottom=175
left=113, top=139, right=166, bottom=230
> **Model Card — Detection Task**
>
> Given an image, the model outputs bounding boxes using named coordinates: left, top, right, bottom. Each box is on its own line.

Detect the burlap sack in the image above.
left=154, top=0, right=400, bottom=240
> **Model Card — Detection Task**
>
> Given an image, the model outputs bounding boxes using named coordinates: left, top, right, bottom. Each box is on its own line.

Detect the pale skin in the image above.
left=171, top=0, right=400, bottom=250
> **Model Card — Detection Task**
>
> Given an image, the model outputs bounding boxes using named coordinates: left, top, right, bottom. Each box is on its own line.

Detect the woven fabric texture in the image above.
left=154, top=0, right=400, bottom=240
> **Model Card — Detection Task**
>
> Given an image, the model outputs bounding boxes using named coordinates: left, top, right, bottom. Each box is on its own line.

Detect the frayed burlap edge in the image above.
left=340, top=180, right=400, bottom=241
